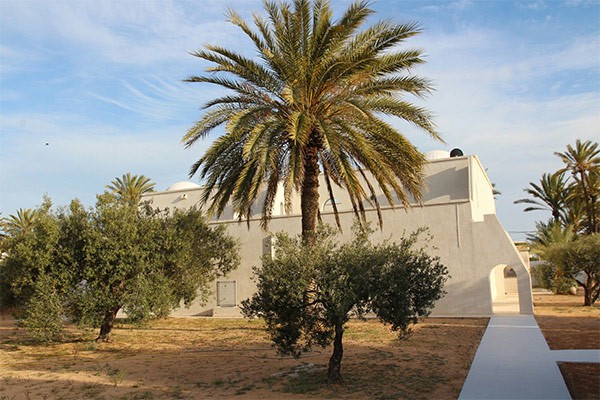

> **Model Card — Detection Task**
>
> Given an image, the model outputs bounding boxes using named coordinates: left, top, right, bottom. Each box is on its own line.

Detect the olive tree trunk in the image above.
left=327, top=324, right=344, bottom=384
left=581, top=279, right=599, bottom=307
left=96, top=305, right=121, bottom=342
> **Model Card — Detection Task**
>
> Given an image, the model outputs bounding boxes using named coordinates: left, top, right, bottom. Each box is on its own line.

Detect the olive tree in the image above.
left=0, top=197, right=65, bottom=310
left=1, top=192, right=240, bottom=342
left=74, top=193, right=239, bottom=341
left=544, top=233, right=600, bottom=306
left=242, top=225, right=448, bottom=384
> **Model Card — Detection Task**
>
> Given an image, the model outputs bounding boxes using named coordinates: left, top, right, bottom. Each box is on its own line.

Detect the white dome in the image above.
left=166, top=181, right=202, bottom=191
left=425, top=150, right=451, bottom=160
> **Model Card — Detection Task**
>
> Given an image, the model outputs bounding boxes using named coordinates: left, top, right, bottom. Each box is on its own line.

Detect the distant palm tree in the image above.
left=514, top=171, right=569, bottom=224
left=555, top=139, right=600, bottom=233
left=1, top=208, right=38, bottom=236
left=183, top=0, right=441, bottom=243
left=527, top=220, right=575, bottom=260
left=106, top=173, right=155, bottom=206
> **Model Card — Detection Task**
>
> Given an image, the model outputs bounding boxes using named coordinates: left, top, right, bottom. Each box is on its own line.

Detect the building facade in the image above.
left=142, top=154, right=533, bottom=317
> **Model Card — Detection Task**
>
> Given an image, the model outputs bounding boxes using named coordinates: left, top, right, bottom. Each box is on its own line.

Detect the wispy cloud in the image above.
left=0, top=111, right=208, bottom=211
left=0, top=0, right=598, bottom=240
left=0, top=0, right=251, bottom=70
left=88, top=75, right=224, bottom=121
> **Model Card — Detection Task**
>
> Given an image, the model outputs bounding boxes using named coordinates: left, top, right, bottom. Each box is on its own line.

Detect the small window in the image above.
left=217, top=281, right=237, bottom=307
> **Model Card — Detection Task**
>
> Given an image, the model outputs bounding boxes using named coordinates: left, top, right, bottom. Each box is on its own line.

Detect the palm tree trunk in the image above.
left=579, top=171, right=596, bottom=234
left=301, top=137, right=321, bottom=245
left=327, top=324, right=344, bottom=384
left=96, top=305, right=121, bottom=342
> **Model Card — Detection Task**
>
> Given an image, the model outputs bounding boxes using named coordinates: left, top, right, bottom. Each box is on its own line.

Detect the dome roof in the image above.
left=425, top=150, right=451, bottom=160
left=166, top=181, right=202, bottom=192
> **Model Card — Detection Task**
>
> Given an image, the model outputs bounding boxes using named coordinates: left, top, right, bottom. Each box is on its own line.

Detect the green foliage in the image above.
left=519, top=140, right=599, bottom=235
left=0, top=197, right=65, bottom=309
left=184, top=0, right=441, bottom=241
left=105, top=172, right=155, bottom=206
left=520, top=140, right=599, bottom=300
left=530, top=262, right=575, bottom=294
left=514, top=172, right=569, bottom=224
left=23, top=275, right=64, bottom=343
left=555, top=139, right=599, bottom=234
left=1, top=208, right=39, bottom=236
left=0, top=187, right=240, bottom=340
left=527, top=221, right=575, bottom=260
left=70, top=194, right=239, bottom=337
left=242, top=224, right=448, bottom=382
left=544, top=233, right=600, bottom=305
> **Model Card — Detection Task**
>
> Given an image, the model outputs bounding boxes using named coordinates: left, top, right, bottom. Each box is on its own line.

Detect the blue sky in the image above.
left=0, top=0, right=598, bottom=240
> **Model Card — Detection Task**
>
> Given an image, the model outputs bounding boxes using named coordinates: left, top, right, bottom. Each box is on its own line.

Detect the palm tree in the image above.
left=514, top=171, right=569, bottom=225
left=563, top=197, right=586, bottom=234
left=1, top=208, right=38, bottom=236
left=106, top=173, right=155, bottom=206
left=527, top=220, right=575, bottom=260
left=183, top=0, right=441, bottom=243
left=555, top=139, right=600, bottom=233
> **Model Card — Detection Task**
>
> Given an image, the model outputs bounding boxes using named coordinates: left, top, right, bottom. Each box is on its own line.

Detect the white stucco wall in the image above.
left=144, top=155, right=533, bottom=317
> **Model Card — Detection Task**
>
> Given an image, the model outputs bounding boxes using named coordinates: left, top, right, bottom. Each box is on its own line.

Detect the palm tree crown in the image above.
left=555, top=139, right=600, bottom=233
left=1, top=208, right=38, bottom=236
left=106, top=173, right=156, bottom=206
left=514, top=171, right=569, bottom=224
left=184, top=0, right=441, bottom=242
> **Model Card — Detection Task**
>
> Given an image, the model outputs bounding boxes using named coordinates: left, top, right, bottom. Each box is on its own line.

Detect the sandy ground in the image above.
left=534, top=293, right=600, bottom=400
left=0, top=315, right=487, bottom=400
left=1, top=294, right=596, bottom=400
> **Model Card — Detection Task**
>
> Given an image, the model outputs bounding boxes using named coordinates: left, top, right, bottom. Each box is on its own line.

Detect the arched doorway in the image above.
left=489, top=264, right=520, bottom=314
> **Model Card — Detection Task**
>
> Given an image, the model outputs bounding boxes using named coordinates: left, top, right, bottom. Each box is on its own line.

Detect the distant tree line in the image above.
left=515, top=139, right=599, bottom=305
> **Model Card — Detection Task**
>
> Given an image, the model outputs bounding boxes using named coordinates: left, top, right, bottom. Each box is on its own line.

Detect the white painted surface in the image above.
left=551, top=349, right=600, bottom=363
left=492, top=294, right=520, bottom=314
left=143, top=156, right=533, bottom=317
left=459, top=315, right=572, bottom=400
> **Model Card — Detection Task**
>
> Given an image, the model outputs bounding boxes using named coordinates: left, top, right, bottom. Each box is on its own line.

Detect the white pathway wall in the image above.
left=144, top=155, right=533, bottom=317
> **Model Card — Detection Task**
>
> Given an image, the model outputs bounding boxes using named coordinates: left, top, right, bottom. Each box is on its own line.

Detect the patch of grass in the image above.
left=129, top=391, right=153, bottom=399
left=283, top=370, right=326, bottom=394
left=234, top=383, right=256, bottom=395
left=79, top=383, right=103, bottom=398
left=0, top=344, right=20, bottom=352
left=169, top=386, right=186, bottom=399
left=261, top=375, right=277, bottom=388
left=82, top=342, right=97, bottom=351
left=107, top=368, right=127, bottom=387
left=211, top=378, right=226, bottom=387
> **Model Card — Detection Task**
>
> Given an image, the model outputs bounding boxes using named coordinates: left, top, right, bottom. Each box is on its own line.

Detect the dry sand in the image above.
left=0, top=315, right=487, bottom=399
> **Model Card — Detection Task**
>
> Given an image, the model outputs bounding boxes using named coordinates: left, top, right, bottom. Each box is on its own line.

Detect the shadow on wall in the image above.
left=431, top=277, right=494, bottom=317
left=423, top=166, right=469, bottom=203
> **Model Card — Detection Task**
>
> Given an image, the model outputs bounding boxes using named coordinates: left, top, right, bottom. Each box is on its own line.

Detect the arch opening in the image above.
left=489, top=264, right=520, bottom=314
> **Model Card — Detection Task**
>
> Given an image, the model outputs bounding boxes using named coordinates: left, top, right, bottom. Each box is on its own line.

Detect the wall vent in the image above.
left=217, top=281, right=236, bottom=307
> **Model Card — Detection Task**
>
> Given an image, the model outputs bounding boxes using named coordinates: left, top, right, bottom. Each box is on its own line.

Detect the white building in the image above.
left=142, top=153, right=533, bottom=317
